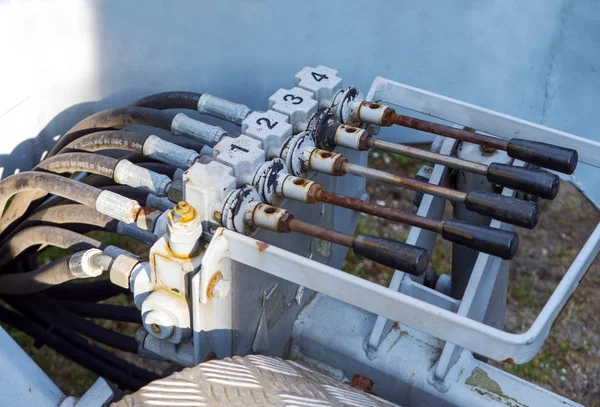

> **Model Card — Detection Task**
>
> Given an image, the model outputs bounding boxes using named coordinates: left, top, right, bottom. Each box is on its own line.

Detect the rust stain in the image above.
left=501, top=358, right=515, bottom=365
left=391, top=322, right=400, bottom=331
left=206, top=272, right=223, bottom=299
left=349, top=374, right=374, bottom=394
left=256, top=241, right=270, bottom=252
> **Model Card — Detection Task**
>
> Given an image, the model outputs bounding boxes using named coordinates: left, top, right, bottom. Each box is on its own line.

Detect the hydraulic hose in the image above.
left=129, top=91, right=202, bottom=110
left=36, top=152, right=119, bottom=177
left=0, top=172, right=142, bottom=234
left=0, top=204, right=118, bottom=248
left=45, top=279, right=128, bottom=302
left=49, top=107, right=177, bottom=156
left=61, top=130, right=148, bottom=154
left=58, top=301, right=142, bottom=324
left=0, top=225, right=102, bottom=269
left=0, top=303, right=153, bottom=390
left=0, top=172, right=101, bottom=233
left=0, top=255, right=87, bottom=295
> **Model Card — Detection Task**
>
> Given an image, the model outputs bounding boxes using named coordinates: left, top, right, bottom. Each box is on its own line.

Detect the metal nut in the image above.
left=109, top=254, right=140, bottom=288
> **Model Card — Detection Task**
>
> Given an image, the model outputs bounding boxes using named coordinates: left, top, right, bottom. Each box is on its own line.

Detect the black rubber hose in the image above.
left=0, top=226, right=102, bottom=269
left=34, top=296, right=139, bottom=354
left=35, top=152, right=119, bottom=177
left=58, top=301, right=142, bottom=323
left=130, top=91, right=202, bottom=110
left=45, top=280, right=128, bottom=302
left=60, top=130, right=149, bottom=154
left=7, top=296, right=159, bottom=383
left=0, top=255, right=77, bottom=294
left=0, top=204, right=118, bottom=248
left=0, top=302, right=153, bottom=389
left=46, top=108, right=176, bottom=158
left=0, top=173, right=102, bottom=233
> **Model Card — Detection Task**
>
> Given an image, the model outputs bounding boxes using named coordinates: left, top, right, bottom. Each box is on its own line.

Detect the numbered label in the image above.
left=283, top=94, right=304, bottom=105
left=256, top=117, right=279, bottom=129
left=311, top=71, right=329, bottom=82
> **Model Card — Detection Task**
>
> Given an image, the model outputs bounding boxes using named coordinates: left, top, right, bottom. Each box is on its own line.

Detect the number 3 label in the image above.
left=283, top=94, right=304, bottom=105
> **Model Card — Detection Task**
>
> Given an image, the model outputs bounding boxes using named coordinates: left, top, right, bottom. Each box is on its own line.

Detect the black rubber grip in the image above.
left=486, top=163, right=560, bottom=200
left=506, top=139, right=578, bottom=174
left=441, top=220, right=519, bottom=260
left=352, top=235, right=430, bottom=276
left=464, top=191, right=540, bottom=229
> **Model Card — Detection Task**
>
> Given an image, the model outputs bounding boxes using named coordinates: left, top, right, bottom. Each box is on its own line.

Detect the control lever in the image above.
left=315, top=189, right=518, bottom=260
left=222, top=187, right=430, bottom=276
left=336, top=160, right=540, bottom=229
left=367, top=138, right=560, bottom=200
left=372, top=106, right=578, bottom=174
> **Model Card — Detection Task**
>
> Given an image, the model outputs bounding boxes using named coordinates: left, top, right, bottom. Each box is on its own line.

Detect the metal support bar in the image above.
left=205, top=224, right=600, bottom=363
left=366, top=136, right=457, bottom=352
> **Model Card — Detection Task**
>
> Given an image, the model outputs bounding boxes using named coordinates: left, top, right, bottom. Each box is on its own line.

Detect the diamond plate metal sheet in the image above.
left=113, top=355, right=401, bottom=407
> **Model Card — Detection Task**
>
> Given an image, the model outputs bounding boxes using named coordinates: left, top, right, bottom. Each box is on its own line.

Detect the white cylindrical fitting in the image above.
left=114, top=159, right=172, bottom=197
left=357, top=101, right=388, bottom=125
left=96, top=190, right=141, bottom=224
left=197, top=94, right=251, bottom=125
left=166, top=210, right=203, bottom=257
left=69, top=248, right=106, bottom=278
left=335, top=125, right=366, bottom=150
left=171, top=113, right=227, bottom=146
left=250, top=203, right=288, bottom=232
left=309, top=149, right=344, bottom=175
left=281, top=175, right=316, bottom=203
left=143, top=135, right=199, bottom=169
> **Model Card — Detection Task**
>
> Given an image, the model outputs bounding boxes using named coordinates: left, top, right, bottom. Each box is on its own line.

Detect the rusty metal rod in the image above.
left=341, top=162, right=467, bottom=203
left=381, top=111, right=578, bottom=174
left=337, top=161, right=539, bottom=229
left=315, top=189, right=442, bottom=232
left=367, top=138, right=560, bottom=199
left=286, top=218, right=430, bottom=275
left=314, top=189, right=518, bottom=259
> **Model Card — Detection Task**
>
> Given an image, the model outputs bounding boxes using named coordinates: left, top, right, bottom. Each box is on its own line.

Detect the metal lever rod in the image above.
left=379, top=110, right=578, bottom=174
left=246, top=201, right=429, bottom=276
left=338, top=161, right=539, bottom=229
left=314, top=189, right=518, bottom=260
left=368, top=138, right=560, bottom=199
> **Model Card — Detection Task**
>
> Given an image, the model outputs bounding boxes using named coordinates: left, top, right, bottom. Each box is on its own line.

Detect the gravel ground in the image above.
left=2, top=148, right=599, bottom=405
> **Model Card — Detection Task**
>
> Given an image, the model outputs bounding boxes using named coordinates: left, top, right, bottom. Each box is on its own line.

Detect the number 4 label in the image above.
left=311, top=72, right=329, bottom=82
